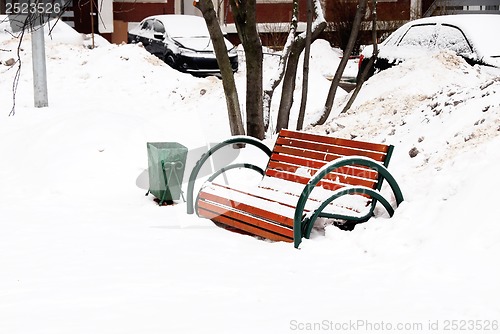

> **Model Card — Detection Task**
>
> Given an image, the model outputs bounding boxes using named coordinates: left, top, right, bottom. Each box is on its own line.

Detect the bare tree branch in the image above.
left=274, top=0, right=326, bottom=132
left=312, top=0, right=368, bottom=126
left=195, top=0, right=245, bottom=137
left=341, top=0, right=378, bottom=114
left=229, top=0, right=265, bottom=139
left=262, top=4, right=297, bottom=132
left=8, top=17, right=29, bottom=116
left=296, top=0, right=313, bottom=131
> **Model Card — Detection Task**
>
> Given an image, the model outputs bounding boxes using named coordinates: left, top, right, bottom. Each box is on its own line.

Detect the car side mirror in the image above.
left=154, top=33, right=164, bottom=40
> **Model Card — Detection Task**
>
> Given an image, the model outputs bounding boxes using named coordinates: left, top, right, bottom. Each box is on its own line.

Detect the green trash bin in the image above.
left=147, top=142, right=188, bottom=205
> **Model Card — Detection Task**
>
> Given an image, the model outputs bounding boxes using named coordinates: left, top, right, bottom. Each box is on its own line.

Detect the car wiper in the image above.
left=172, top=36, right=208, bottom=39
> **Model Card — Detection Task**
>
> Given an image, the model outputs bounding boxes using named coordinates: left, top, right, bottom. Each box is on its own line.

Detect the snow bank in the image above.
left=1, top=19, right=499, bottom=333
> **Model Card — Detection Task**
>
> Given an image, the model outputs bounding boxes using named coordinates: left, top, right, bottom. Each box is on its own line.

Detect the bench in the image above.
left=186, top=129, right=404, bottom=248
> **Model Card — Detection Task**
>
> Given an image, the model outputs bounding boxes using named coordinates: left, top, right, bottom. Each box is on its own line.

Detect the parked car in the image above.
left=128, top=15, right=238, bottom=75
left=357, top=14, right=500, bottom=82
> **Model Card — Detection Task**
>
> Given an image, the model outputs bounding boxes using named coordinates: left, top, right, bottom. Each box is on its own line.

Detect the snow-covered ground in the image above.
left=1, top=18, right=499, bottom=333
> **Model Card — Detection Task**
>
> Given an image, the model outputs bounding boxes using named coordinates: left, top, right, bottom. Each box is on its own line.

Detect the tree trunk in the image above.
left=341, top=0, right=378, bottom=114
left=245, top=44, right=264, bottom=139
left=313, top=0, right=368, bottom=126
left=230, top=0, right=265, bottom=140
left=196, top=0, right=245, bottom=136
left=296, top=0, right=313, bottom=131
left=275, top=44, right=301, bottom=132
left=262, top=0, right=299, bottom=132
left=274, top=0, right=326, bottom=132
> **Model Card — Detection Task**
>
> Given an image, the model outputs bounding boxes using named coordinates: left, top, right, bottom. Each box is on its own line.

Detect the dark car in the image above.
left=128, top=14, right=238, bottom=75
left=357, top=14, right=500, bottom=82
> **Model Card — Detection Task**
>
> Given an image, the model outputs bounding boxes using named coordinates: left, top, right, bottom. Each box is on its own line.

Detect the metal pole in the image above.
left=90, top=0, right=95, bottom=48
left=31, top=22, right=49, bottom=108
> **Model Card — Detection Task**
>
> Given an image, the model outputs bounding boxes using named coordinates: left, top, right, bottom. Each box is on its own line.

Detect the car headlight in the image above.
left=178, top=47, right=199, bottom=57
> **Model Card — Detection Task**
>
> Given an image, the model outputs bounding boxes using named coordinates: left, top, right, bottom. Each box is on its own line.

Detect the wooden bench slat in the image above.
left=265, top=168, right=311, bottom=185
left=266, top=160, right=378, bottom=189
left=272, top=145, right=387, bottom=169
left=204, top=182, right=299, bottom=212
left=198, top=190, right=295, bottom=228
left=197, top=202, right=294, bottom=241
left=273, top=145, right=342, bottom=162
left=265, top=169, right=375, bottom=199
left=275, top=137, right=387, bottom=162
left=206, top=180, right=368, bottom=217
left=279, top=129, right=390, bottom=154
left=198, top=207, right=293, bottom=242
left=268, top=153, right=380, bottom=180
left=205, top=212, right=293, bottom=243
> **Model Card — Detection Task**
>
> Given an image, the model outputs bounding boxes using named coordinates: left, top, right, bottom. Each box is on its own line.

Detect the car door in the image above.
left=134, top=19, right=154, bottom=51
left=148, top=19, right=167, bottom=59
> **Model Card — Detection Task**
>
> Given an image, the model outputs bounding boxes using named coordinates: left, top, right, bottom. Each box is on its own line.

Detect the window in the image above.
left=436, top=25, right=472, bottom=54
left=153, top=20, right=165, bottom=34
left=398, top=24, right=437, bottom=48
left=140, top=19, right=154, bottom=31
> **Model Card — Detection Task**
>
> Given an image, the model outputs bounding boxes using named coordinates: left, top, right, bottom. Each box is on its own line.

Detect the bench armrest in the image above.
left=293, top=156, right=404, bottom=248
left=186, top=136, right=272, bottom=215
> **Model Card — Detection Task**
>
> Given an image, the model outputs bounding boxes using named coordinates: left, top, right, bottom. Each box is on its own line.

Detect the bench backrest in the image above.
left=265, top=129, right=393, bottom=192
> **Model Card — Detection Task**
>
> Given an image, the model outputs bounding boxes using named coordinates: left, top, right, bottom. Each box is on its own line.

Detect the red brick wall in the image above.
left=113, top=2, right=175, bottom=22
left=224, top=0, right=308, bottom=24
left=324, top=0, right=411, bottom=23
left=73, top=1, right=175, bottom=35
left=374, top=0, right=411, bottom=21
left=223, top=0, right=411, bottom=25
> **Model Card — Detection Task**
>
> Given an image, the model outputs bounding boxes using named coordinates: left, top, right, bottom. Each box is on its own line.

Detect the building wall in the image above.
left=73, top=1, right=175, bottom=36
left=323, top=0, right=411, bottom=23
left=374, top=0, right=411, bottom=21
left=223, top=0, right=411, bottom=25
left=113, top=2, right=175, bottom=23
left=223, top=0, right=308, bottom=24
left=72, top=0, right=416, bottom=46
left=222, top=0, right=412, bottom=47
